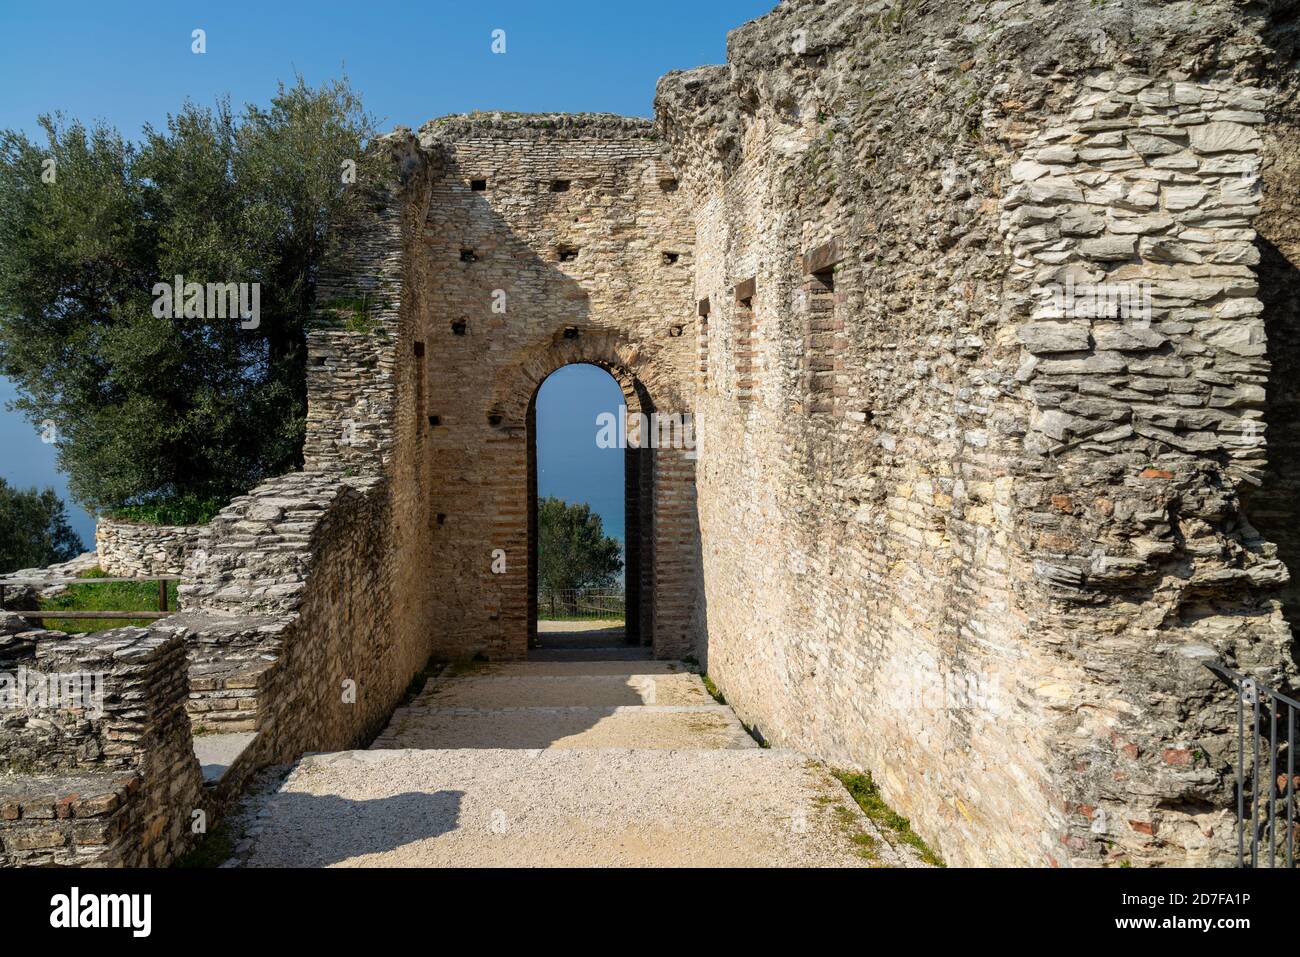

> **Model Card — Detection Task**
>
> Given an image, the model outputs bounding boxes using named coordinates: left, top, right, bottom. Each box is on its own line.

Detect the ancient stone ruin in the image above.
left=95, top=517, right=200, bottom=578
left=3, top=0, right=1300, bottom=867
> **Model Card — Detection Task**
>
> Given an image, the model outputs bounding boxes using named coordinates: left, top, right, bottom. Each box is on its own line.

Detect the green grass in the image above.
left=832, top=769, right=945, bottom=867
left=834, top=804, right=882, bottom=860
left=175, top=819, right=234, bottom=869
left=316, top=295, right=389, bottom=334
left=34, top=566, right=178, bottom=634
left=699, top=673, right=726, bottom=705
left=537, top=613, right=625, bottom=623
left=105, top=494, right=226, bottom=526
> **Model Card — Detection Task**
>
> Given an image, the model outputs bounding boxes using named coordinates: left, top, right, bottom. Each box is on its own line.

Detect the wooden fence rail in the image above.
left=0, top=575, right=181, bottom=622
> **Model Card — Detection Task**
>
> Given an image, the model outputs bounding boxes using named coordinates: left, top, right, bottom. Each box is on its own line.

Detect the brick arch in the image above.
left=400, top=123, right=702, bottom=663
left=474, top=333, right=699, bottom=657
left=519, top=353, right=659, bottom=651
left=487, top=329, right=687, bottom=429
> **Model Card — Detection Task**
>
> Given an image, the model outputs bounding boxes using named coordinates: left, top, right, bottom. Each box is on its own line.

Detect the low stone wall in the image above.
left=0, top=616, right=203, bottom=867
left=2, top=468, right=420, bottom=868
left=0, top=131, right=433, bottom=867
left=174, top=467, right=433, bottom=781
left=166, top=612, right=282, bottom=734
left=1, top=552, right=102, bottom=615
left=96, top=517, right=201, bottom=577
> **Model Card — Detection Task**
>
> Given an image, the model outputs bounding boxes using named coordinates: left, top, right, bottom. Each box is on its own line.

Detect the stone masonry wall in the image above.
left=0, top=617, right=203, bottom=867
left=302, top=139, right=410, bottom=476
left=1246, top=33, right=1300, bottom=636
left=175, top=473, right=405, bottom=760
left=169, top=130, right=438, bottom=789
left=95, top=516, right=200, bottom=577
left=657, top=0, right=1300, bottom=866
left=9, top=0, right=1298, bottom=871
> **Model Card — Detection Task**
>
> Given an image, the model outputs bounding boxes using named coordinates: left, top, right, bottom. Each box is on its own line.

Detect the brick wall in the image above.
left=407, top=115, right=702, bottom=660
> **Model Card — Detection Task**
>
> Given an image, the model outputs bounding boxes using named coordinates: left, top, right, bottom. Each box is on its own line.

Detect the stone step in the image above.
left=194, top=732, right=257, bottom=784
left=480, top=660, right=690, bottom=677
left=370, top=704, right=756, bottom=751
left=527, top=646, right=653, bottom=662
left=230, top=748, right=927, bottom=868
left=412, top=673, right=713, bottom=709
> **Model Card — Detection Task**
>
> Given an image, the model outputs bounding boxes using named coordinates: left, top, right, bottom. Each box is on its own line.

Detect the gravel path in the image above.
left=232, top=749, right=922, bottom=867
left=227, top=658, right=928, bottom=867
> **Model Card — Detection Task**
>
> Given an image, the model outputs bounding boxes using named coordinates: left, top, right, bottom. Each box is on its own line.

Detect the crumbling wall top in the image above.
left=418, top=112, right=657, bottom=144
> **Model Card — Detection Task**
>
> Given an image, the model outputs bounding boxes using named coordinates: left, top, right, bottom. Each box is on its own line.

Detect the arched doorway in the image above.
left=454, top=333, right=701, bottom=663
left=527, top=362, right=652, bottom=652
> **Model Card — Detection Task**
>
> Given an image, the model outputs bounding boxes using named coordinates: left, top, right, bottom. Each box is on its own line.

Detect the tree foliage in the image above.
left=537, top=496, right=623, bottom=594
left=0, top=478, right=84, bottom=573
left=0, top=76, right=377, bottom=512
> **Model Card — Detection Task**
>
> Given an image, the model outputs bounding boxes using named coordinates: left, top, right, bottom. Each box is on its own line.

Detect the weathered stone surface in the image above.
left=1189, top=121, right=1264, bottom=154
left=652, top=0, right=1295, bottom=869
left=1080, top=236, right=1139, bottom=260
left=95, top=518, right=199, bottom=577
left=0, top=629, right=202, bottom=867
left=1019, top=322, right=1091, bottom=354
left=6, top=0, right=1298, bottom=872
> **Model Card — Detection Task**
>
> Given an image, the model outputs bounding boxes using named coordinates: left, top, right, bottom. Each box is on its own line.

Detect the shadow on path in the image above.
left=247, top=789, right=463, bottom=867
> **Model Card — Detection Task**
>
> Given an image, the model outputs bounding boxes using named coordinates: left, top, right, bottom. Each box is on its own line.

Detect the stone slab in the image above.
left=413, top=673, right=713, bottom=709
left=370, top=705, right=757, bottom=751
left=194, top=732, right=257, bottom=784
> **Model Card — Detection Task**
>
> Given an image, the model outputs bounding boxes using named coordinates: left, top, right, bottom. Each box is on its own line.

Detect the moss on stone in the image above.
left=700, top=673, right=726, bottom=705
left=175, top=819, right=234, bottom=869
left=832, top=769, right=944, bottom=866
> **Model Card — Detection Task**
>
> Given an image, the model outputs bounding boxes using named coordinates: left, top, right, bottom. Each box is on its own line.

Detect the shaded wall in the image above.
left=408, top=116, right=701, bottom=660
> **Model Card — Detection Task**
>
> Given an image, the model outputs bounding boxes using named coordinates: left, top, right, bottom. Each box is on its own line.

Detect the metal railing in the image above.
left=537, top=589, right=625, bottom=621
left=1206, top=662, right=1298, bottom=868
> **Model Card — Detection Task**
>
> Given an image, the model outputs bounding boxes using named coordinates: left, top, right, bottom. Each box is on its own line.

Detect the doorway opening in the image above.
left=527, top=363, right=649, bottom=655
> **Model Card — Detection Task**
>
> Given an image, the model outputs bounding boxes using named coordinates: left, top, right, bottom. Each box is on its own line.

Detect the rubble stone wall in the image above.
left=95, top=516, right=200, bottom=577
left=0, top=620, right=203, bottom=867
left=168, top=132, right=439, bottom=784
left=178, top=474, right=406, bottom=760
left=656, top=0, right=1300, bottom=866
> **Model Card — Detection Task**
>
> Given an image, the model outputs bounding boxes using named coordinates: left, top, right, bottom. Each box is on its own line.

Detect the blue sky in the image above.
left=536, top=365, right=626, bottom=547
left=0, top=0, right=772, bottom=551
left=0, top=0, right=773, bottom=137
left=0, top=377, right=91, bottom=544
